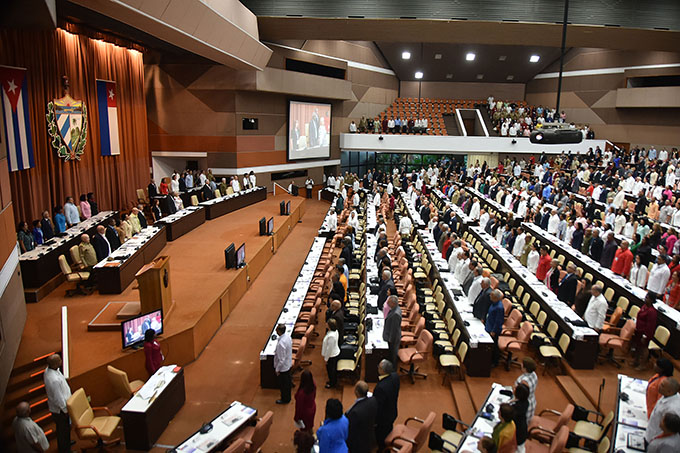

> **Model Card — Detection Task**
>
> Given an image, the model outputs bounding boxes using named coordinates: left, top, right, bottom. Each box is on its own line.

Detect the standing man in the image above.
left=91, top=225, right=112, bottom=262
left=648, top=255, right=671, bottom=295
left=557, top=263, right=579, bottom=304
left=64, top=197, right=80, bottom=227
left=646, top=378, right=680, bottom=445
left=486, top=290, right=505, bottom=367
left=600, top=232, right=618, bottom=268
left=13, top=401, right=49, bottom=453
left=377, top=269, right=395, bottom=312
left=611, top=240, right=634, bottom=277
left=345, top=381, right=378, bottom=453
left=273, top=324, right=292, bottom=405
left=383, top=295, right=402, bottom=367
left=44, top=354, right=71, bottom=453
left=305, top=176, right=314, bottom=199
left=373, top=360, right=400, bottom=449
left=583, top=284, right=608, bottom=330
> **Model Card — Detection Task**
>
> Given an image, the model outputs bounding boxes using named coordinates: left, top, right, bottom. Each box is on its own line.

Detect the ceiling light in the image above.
left=415, top=71, right=423, bottom=79
left=445, top=73, right=453, bottom=79
left=498, top=55, right=507, bottom=61
left=476, top=74, right=484, bottom=80
left=466, top=52, right=476, bottom=61
left=402, top=51, right=411, bottom=60
left=434, top=53, right=442, bottom=60
left=506, top=75, right=514, bottom=80
left=530, top=54, right=540, bottom=63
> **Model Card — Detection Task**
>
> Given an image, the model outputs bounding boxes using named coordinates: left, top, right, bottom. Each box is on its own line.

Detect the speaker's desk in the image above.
left=155, top=206, right=205, bottom=241
left=200, top=186, right=267, bottom=220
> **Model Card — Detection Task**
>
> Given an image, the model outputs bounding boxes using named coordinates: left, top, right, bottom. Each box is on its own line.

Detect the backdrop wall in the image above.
left=0, top=27, right=150, bottom=224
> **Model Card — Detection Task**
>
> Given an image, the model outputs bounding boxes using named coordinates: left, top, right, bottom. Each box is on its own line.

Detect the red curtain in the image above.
left=0, top=28, right=149, bottom=224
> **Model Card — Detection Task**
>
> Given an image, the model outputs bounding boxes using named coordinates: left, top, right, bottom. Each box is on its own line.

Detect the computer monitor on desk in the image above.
left=121, top=309, right=163, bottom=349
left=267, top=217, right=274, bottom=235
left=286, top=201, right=291, bottom=216
left=258, top=217, right=266, bottom=236
left=236, top=243, right=246, bottom=268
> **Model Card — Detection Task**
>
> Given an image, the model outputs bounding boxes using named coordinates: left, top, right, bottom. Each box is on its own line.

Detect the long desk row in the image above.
left=364, top=231, right=389, bottom=382
left=93, top=225, right=167, bottom=294
left=524, top=222, right=680, bottom=358
left=612, top=374, right=648, bottom=453
left=468, top=226, right=600, bottom=369
left=464, top=186, right=524, bottom=225
left=399, top=192, right=427, bottom=229
left=20, top=211, right=118, bottom=288
left=259, top=237, right=327, bottom=388
left=199, top=186, right=266, bottom=220
left=155, top=206, right=206, bottom=241
left=457, top=383, right=514, bottom=451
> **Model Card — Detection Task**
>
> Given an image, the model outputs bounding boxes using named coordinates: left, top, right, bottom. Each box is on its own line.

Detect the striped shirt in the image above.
left=515, top=371, right=538, bottom=421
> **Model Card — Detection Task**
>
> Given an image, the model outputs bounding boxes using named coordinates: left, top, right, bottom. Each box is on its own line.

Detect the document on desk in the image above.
left=123, top=365, right=178, bottom=413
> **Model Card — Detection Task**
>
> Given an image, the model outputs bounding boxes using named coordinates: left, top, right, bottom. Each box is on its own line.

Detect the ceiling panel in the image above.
left=377, top=42, right=563, bottom=83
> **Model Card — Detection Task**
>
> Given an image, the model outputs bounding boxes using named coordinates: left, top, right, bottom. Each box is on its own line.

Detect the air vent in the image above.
left=285, top=58, right=346, bottom=80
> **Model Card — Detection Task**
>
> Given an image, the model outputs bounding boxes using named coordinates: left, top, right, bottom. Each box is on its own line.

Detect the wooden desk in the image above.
left=121, top=366, right=186, bottom=451
left=95, top=226, right=167, bottom=294
left=612, top=374, right=648, bottom=453
left=201, top=187, right=267, bottom=220
left=155, top=207, right=206, bottom=241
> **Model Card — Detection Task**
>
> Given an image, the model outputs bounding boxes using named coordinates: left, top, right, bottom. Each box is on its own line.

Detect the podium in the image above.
left=135, top=256, right=173, bottom=316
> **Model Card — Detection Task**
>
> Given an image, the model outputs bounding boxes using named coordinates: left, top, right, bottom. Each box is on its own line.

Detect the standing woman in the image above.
left=143, top=328, right=164, bottom=376
left=294, top=370, right=316, bottom=431
left=316, top=399, right=349, bottom=453
left=79, top=194, right=91, bottom=220
left=321, top=319, right=341, bottom=389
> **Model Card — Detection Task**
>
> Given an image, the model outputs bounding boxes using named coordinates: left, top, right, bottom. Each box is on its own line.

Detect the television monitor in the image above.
left=121, top=309, right=163, bottom=349
left=267, top=217, right=274, bottom=235
left=286, top=201, right=291, bottom=215
left=225, top=243, right=236, bottom=269
left=236, top=243, right=246, bottom=268
left=280, top=201, right=287, bottom=216
left=288, top=100, right=331, bottom=160
left=258, top=217, right=267, bottom=236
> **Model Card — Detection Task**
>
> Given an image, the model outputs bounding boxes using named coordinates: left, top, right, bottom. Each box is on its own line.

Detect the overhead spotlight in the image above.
left=506, top=75, right=515, bottom=81
left=445, top=73, right=453, bottom=79
left=415, top=71, right=423, bottom=79
left=498, top=55, right=507, bottom=61
left=466, top=52, right=476, bottom=61
left=476, top=74, right=484, bottom=80
left=402, top=51, right=411, bottom=60
left=434, top=53, right=442, bottom=60
left=530, top=55, right=540, bottom=63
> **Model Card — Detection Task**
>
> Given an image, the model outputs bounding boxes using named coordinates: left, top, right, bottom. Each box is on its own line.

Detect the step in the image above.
left=3, top=382, right=48, bottom=408
left=450, top=380, right=477, bottom=424
left=555, top=375, right=596, bottom=412
left=2, top=398, right=49, bottom=426
left=9, top=352, right=56, bottom=378
left=6, top=367, right=46, bottom=394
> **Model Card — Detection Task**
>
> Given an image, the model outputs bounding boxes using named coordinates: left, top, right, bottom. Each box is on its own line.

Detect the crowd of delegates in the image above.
left=348, top=115, right=429, bottom=134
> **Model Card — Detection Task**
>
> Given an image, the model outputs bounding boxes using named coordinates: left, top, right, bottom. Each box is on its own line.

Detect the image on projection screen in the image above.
left=288, top=100, right=331, bottom=160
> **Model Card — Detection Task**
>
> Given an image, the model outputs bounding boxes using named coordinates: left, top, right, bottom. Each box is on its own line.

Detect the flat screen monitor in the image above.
left=259, top=217, right=267, bottom=236
left=236, top=243, right=246, bottom=268
left=267, top=217, right=274, bottom=235
left=288, top=100, right=331, bottom=160
left=121, top=309, right=163, bottom=349
left=225, top=243, right=236, bottom=269
left=286, top=201, right=291, bottom=215
left=280, top=201, right=286, bottom=216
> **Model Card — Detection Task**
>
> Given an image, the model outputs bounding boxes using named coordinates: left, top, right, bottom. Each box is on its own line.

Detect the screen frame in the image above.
left=286, top=201, right=291, bottom=215
left=267, top=217, right=274, bottom=234
left=287, top=98, right=332, bottom=162
left=121, top=308, right=163, bottom=349
left=236, top=242, right=246, bottom=267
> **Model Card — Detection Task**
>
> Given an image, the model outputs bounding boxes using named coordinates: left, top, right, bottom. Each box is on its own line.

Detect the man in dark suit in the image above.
left=340, top=237, right=352, bottom=267
left=136, top=205, right=148, bottom=229
left=382, top=296, right=402, bottom=367
left=589, top=229, right=604, bottom=262
left=326, top=300, right=345, bottom=343
left=419, top=202, right=431, bottom=225
left=105, top=218, right=121, bottom=251
left=201, top=181, right=214, bottom=201
left=377, top=269, right=395, bottom=311
left=472, top=278, right=493, bottom=321
left=91, top=225, right=112, bottom=262
left=328, top=273, right=345, bottom=306
left=346, top=381, right=378, bottom=453
left=557, top=263, right=579, bottom=303
left=584, top=198, right=597, bottom=220
left=442, top=205, right=453, bottom=226
left=540, top=209, right=550, bottom=230
left=373, top=359, right=400, bottom=449
left=600, top=232, right=618, bottom=268
left=461, top=259, right=478, bottom=294
left=335, top=195, right=344, bottom=213
left=147, top=180, right=158, bottom=198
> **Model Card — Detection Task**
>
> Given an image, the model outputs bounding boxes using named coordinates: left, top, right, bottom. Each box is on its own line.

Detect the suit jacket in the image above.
left=330, top=281, right=345, bottom=304
left=382, top=306, right=402, bottom=345
left=461, top=270, right=475, bottom=294
left=91, top=234, right=110, bottom=262
left=201, top=185, right=214, bottom=201
left=557, top=273, right=578, bottom=303
left=589, top=237, right=604, bottom=262
left=472, top=287, right=492, bottom=321
left=137, top=212, right=147, bottom=229
left=540, top=213, right=550, bottom=230
left=326, top=309, right=345, bottom=342
left=600, top=240, right=618, bottom=268
left=346, top=397, right=378, bottom=453
left=374, top=373, right=400, bottom=427
left=377, top=278, right=395, bottom=310
left=148, top=183, right=158, bottom=198
left=341, top=246, right=352, bottom=267
left=105, top=226, right=121, bottom=251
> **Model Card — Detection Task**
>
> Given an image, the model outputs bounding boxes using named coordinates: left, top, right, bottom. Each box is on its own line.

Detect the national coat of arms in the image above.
left=46, top=76, right=87, bottom=161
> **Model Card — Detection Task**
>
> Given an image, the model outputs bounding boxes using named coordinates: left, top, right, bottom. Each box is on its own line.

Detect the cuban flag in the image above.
left=0, top=66, right=35, bottom=172
left=96, top=79, right=120, bottom=156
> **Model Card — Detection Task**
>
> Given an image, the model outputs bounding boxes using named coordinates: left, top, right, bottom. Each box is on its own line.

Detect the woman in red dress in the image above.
left=294, top=370, right=316, bottom=431
left=143, top=328, right=164, bottom=376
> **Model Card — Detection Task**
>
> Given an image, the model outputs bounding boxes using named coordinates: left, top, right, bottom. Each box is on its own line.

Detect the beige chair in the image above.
left=649, top=325, right=671, bottom=354
left=58, top=254, right=90, bottom=296
left=66, top=388, right=121, bottom=448
left=573, top=411, right=614, bottom=443
left=385, top=411, right=436, bottom=452
left=238, top=410, right=273, bottom=453
left=214, top=189, right=222, bottom=198
left=107, top=365, right=144, bottom=399
left=524, top=425, right=569, bottom=453
left=227, top=186, right=235, bottom=195
left=190, top=195, right=199, bottom=206
left=568, top=436, right=610, bottom=453
left=69, top=245, right=84, bottom=270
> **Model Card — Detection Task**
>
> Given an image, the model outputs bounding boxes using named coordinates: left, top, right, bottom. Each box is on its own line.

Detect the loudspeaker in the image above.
left=530, top=128, right=583, bottom=144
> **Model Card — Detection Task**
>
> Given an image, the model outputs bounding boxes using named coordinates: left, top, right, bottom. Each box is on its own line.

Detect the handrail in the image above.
left=61, top=306, right=70, bottom=379
left=272, top=182, right=291, bottom=196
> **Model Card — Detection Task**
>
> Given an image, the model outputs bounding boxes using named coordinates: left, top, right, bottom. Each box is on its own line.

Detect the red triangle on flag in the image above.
left=0, top=66, right=27, bottom=113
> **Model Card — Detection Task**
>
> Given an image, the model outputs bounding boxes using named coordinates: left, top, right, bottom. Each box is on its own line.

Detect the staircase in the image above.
left=443, top=114, right=461, bottom=136
left=477, top=105, right=498, bottom=136
left=2, top=352, right=59, bottom=451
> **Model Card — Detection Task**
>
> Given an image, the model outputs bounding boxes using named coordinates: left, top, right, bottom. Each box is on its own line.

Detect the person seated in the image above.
left=78, top=234, right=98, bottom=269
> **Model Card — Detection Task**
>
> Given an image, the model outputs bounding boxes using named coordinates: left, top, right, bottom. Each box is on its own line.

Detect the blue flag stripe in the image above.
left=97, top=81, right=111, bottom=156
left=11, top=108, right=24, bottom=170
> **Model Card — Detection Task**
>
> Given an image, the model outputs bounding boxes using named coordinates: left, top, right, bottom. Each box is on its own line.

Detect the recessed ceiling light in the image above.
left=506, top=75, right=514, bottom=80
left=434, top=53, right=442, bottom=60
left=415, top=71, right=423, bottom=79
left=402, top=51, right=411, bottom=60
left=476, top=74, right=484, bottom=80
left=530, top=54, right=540, bottom=63
left=466, top=52, right=476, bottom=61
left=445, top=73, right=453, bottom=79
left=498, top=55, right=507, bottom=61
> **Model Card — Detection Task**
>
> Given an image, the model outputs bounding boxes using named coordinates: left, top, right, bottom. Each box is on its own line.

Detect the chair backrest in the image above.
left=628, top=305, right=640, bottom=319
left=517, top=322, right=533, bottom=342
left=458, top=342, right=468, bottom=362
left=654, top=326, right=671, bottom=347
left=616, top=297, right=629, bottom=312
left=451, top=329, right=461, bottom=348
left=69, top=245, right=82, bottom=267
left=537, top=311, right=547, bottom=327
left=608, top=307, right=623, bottom=327
left=505, top=310, right=522, bottom=330
left=599, top=411, right=614, bottom=440
left=603, top=287, right=615, bottom=302
left=190, top=195, right=199, bottom=206
left=414, top=317, right=426, bottom=338
left=549, top=426, right=570, bottom=453
left=558, top=333, right=570, bottom=353
left=529, top=301, right=540, bottom=317
left=223, top=438, right=246, bottom=453
left=107, top=365, right=133, bottom=399
left=413, top=411, right=436, bottom=451
left=249, top=411, right=273, bottom=451
left=66, top=388, right=94, bottom=434
left=136, top=188, right=146, bottom=201
left=597, top=437, right=610, bottom=453
left=58, top=254, right=72, bottom=275
left=502, top=298, right=512, bottom=316
left=214, top=189, right=221, bottom=198
left=620, top=320, right=636, bottom=341
left=547, top=320, right=559, bottom=338
left=416, top=329, right=434, bottom=354
left=555, top=404, right=574, bottom=431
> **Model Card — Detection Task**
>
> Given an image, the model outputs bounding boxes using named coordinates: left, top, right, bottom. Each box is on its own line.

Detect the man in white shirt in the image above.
left=467, top=266, right=484, bottom=304
left=659, top=148, right=669, bottom=161
left=454, top=251, right=471, bottom=284
left=386, top=181, right=393, bottom=196
left=469, top=198, right=481, bottom=220
left=231, top=176, right=241, bottom=193
left=273, top=324, right=293, bottom=404
left=448, top=241, right=464, bottom=270
left=44, top=354, right=71, bottom=453
left=13, top=402, right=49, bottom=453
left=249, top=171, right=257, bottom=188
left=648, top=255, right=671, bottom=295
left=64, top=197, right=80, bottom=227
left=547, top=210, right=560, bottom=235
left=583, top=284, right=608, bottom=330
left=398, top=215, right=412, bottom=236
left=647, top=378, right=680, bottom=443
left=479, top=209, right=490, bottom=230
left=327, top=174, right=336, bottom=188
left=512, top=228, right=526, bottom=258
left=327, top=208, right=337, bottom=233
